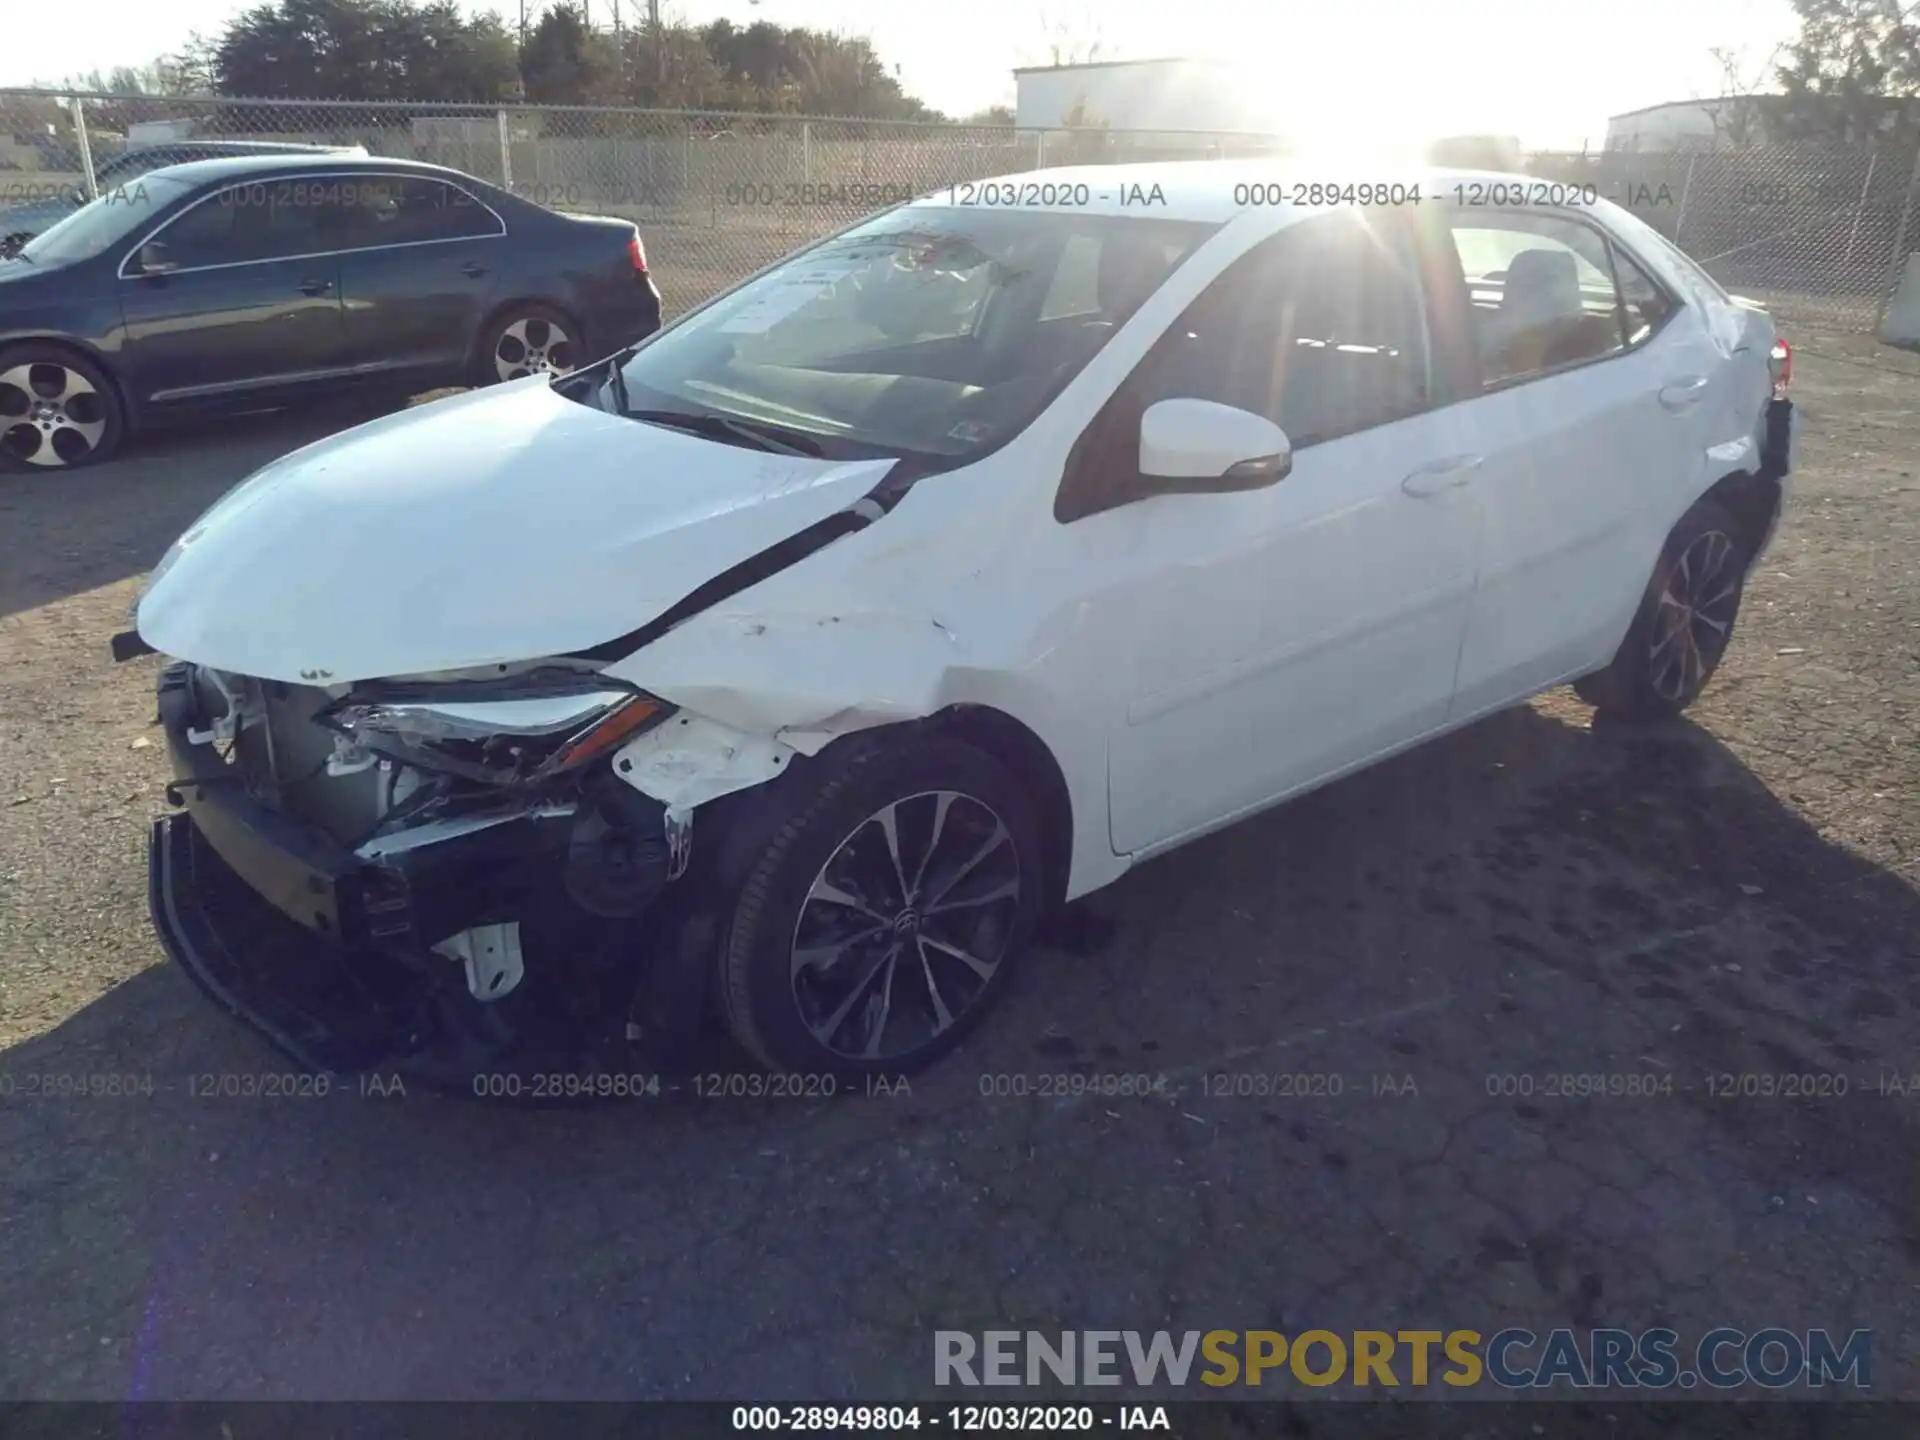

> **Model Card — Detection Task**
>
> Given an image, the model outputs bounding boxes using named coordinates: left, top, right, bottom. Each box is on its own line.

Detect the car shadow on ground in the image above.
left=2, top=697, right=1914, bottom=1399
left=0, top=392, right=423, bottom=620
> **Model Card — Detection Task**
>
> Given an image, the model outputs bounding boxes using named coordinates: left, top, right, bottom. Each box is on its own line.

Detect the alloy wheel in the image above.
left=493, top=316, right=574, bottom=382
left=1648, top=528, right=1740, bottom=702
left=789, top=790, right=1023, bottom=1063
left=0, top=362, right=109, bottom=468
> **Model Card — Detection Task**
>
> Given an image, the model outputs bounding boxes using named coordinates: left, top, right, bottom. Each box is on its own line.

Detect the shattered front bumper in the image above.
left=150, top=812, right=429, bottom=1074
left=147, top=663, right=595, bottom=1076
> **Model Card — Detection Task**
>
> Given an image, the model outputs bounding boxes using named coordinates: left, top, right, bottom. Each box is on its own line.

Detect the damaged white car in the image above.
left=120, top=163, right=1796, bottom=1081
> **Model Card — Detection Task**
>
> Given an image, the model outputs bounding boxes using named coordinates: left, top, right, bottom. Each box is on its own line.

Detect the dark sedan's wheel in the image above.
left=0, top=347, right=125, bottom=472
left=1575, top=498, right=1752, bottom=719
left=474, top=304, right=578, bottom=386
left=719, top=734, right=1044, bottom=1077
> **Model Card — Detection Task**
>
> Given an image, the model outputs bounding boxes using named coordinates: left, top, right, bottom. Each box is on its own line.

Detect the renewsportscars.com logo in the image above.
left=934, top=1328, right=1873, bottom=1391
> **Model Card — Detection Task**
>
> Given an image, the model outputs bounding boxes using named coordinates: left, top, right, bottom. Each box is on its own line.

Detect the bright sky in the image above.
left=5, top=0, right=1799, bottom=149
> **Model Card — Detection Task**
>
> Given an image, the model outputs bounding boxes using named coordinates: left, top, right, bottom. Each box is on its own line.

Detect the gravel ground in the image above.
left=0, top=338, right=1915, bottom=1401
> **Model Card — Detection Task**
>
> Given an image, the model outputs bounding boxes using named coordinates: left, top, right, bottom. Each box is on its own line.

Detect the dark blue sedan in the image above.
left=0, top=152, right=663, bottom=470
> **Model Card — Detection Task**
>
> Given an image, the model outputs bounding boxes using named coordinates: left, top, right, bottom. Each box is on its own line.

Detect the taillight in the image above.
left=627, top=229, right=648, bottom=274
left=1769, top=337, right=1791, bottom=398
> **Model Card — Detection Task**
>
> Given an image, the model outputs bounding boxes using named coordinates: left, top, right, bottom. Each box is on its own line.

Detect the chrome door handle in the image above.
left=1402, top=454, right=1483, bottom=497
left=1659, top=375, right=1710, bottom=409
left=298, top=278, right=334, bottom=297
left=460, top=261, right=489, bottom=278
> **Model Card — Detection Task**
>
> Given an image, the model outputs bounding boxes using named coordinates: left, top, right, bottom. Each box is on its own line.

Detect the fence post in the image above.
left=1673, top=154, right=1696, bottom=246
left=496, top=109, right=513, bottom=190
left=1035, top=130, right=1046, bottom=170
left=802, top=121, right=812, bottom=184
left=1843, top=139, right=1879, bottom=270
left=69, top=96, right=98, bottom=202
left=1882, top=140, right=1920, bottom=304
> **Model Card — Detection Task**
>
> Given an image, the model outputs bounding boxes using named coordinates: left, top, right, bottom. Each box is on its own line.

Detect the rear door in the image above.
left=1423, top=205, right=1711, bottom=715
left=334, top=174, right=507, bottom=385
left=116, top=177, right=348, bottom=409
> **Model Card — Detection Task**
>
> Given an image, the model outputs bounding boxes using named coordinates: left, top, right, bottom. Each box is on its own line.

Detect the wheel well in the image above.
left=1700, top=469, right=1781, bottom=555
left=685, top=703, right=1076, bottom=914
left=931, top=704, right=1074, bottom=912
left=0, top=336, right=130, bottom=424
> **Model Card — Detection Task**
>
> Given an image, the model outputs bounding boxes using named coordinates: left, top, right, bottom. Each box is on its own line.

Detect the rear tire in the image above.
left=718, top=732, right=1044, bottom=1077
left=1574, top=498, right=1752, bottom=719
left=0, top=344, right=125, bottom=473
left=471, top=303, right=580, bottom=386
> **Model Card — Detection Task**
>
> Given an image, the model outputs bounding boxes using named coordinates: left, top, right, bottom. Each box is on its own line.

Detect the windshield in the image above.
left=18, top=174, right=191, bottom=266
left=616, top=205, right=1217, bottom=461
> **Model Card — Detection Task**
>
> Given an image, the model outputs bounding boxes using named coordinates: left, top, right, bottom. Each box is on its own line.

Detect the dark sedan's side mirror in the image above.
left=135, top=241, right=177, bottom=276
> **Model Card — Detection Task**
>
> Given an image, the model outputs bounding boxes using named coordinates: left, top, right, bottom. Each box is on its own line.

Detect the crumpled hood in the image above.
left=136, top=378, right=896, bottom=683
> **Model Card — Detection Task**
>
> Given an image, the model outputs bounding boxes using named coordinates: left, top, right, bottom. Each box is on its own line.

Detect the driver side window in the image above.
left=1141, top=209, right=1432, bottom=444
left=1057, top=210, right=1433, bottom=522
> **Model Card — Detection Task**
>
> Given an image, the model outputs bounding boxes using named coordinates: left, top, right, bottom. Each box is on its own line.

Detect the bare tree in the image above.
left=1032, top=5, right=1106, bottom=67
left=1706, top=41, right=1787, bottom=147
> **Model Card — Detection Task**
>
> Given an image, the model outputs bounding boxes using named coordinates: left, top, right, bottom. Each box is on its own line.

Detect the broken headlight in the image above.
left=319, top=682, right=673, bottom=788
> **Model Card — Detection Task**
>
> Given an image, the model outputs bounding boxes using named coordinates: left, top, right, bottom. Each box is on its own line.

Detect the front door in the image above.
left=116, top=178, right=348, bottom=410
left=1055, top=209, right=1483, bottom=855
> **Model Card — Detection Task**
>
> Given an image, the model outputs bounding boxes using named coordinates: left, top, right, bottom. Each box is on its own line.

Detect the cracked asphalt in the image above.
left=0, top=337, right=1915, bottom=1401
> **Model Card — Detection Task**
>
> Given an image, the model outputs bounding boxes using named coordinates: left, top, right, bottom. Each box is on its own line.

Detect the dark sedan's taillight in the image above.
left=627, top=229, right=648, bottom=274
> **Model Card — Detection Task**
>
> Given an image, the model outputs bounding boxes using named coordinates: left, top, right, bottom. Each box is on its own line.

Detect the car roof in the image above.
left=127, top=139, right=349, bottom=154
left=907, top=160, right=1595, bottom=225
left=125, top=152, right=480, bottom=190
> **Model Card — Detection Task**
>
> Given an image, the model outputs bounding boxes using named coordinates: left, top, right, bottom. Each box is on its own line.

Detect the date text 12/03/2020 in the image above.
left=730, top=1405, right=1172, bottom=1431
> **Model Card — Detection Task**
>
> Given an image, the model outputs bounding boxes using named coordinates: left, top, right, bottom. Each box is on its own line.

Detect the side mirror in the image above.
left=1139, top=397, right=1292, bottom=490
left=135, top=241, right=177, bottom=276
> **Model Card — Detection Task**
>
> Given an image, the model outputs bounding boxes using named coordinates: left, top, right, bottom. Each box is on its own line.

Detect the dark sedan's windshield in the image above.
left=616, top=205, right=1218, bottom=461
left=18, top=175, right=191, bottom=267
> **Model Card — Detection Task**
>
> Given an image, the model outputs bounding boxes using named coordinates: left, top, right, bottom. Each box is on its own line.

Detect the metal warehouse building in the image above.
left=1013, top=58, right=1257, bottom=135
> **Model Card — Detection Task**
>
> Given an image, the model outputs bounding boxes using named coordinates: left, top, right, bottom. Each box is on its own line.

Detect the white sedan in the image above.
left=125, top=162, right=1797, bottom=1079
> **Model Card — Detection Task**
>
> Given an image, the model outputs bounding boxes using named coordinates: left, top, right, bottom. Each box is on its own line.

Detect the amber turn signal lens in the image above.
left=551, top=695, right=668, bottom=770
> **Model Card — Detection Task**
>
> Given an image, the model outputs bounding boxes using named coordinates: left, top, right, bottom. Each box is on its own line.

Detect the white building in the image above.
left=127, top=119, right=198, bottom=143
left=1604, top=98, right=1780, bottom=151
left=1013, top=58, right=1258, bottom=136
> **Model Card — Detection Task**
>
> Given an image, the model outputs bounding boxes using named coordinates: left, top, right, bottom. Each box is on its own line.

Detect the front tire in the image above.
left=718, top=733, right=1044, bottom=1077
left=0, top=345, right=125, bottom=472
left=1575, top=498, right=1752, bottom=719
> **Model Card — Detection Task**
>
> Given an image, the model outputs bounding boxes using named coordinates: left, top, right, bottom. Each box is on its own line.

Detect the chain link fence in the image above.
left=2, top=87, right=1916, bottom=334
left=1529, top=143, right=1920, bottom=336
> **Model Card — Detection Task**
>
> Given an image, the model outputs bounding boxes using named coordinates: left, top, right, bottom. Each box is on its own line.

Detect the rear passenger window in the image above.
left=346, top=177, right=502, bottom=246
left=1447, top=213, right=1626, bottom=385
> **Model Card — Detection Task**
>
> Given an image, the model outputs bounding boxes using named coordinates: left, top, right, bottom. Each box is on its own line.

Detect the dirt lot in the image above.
left=0, top=336, right=1916, bottom=1401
